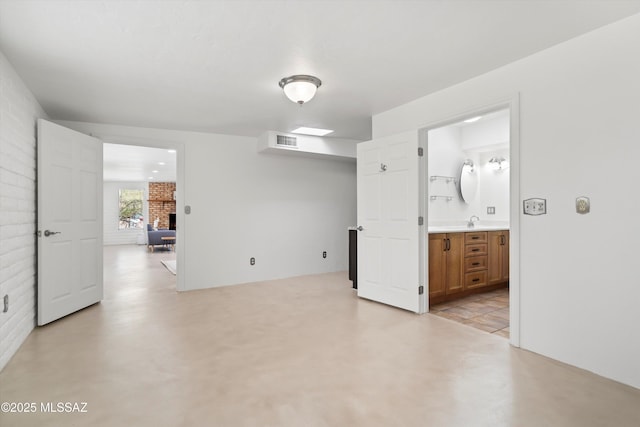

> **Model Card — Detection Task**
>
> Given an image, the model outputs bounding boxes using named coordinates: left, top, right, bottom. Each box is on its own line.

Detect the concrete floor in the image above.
left=1, top=245, right=639, bottom=426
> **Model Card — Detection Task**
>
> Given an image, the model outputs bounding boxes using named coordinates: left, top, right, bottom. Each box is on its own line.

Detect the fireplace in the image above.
left=169, top=213, right=176, bottom=230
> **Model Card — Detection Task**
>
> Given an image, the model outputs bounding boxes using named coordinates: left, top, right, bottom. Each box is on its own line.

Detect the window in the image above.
left=118, top=189, right=144, bottom=230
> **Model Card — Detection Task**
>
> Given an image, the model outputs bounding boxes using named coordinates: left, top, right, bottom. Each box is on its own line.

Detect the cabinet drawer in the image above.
left=465, top=271, right=488, bottom=289
left=465, top=232, right=487, bottom=244
left=465, top=244, right=487, bottom=257
left=465, top=255, right=487, bottom=272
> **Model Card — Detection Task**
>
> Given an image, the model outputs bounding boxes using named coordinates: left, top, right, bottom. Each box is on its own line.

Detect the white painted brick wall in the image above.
left=0, top=51, right=47, bottom=371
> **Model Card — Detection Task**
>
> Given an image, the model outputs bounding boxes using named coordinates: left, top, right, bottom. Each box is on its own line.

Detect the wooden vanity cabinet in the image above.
left=464, top=231, right=488, bottom=289
left=428, top=233, right=464, bottom=298
left=429, top=229, right=509, bottom=305
left=488, top=230, right=509, bottom=286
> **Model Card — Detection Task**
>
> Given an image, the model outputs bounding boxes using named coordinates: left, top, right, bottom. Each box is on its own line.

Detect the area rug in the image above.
left=161, top=260, right=177, bottom=275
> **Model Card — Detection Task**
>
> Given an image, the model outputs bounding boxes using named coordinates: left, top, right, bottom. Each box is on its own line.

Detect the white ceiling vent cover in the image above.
left=276, top=135, right=298, bottom=148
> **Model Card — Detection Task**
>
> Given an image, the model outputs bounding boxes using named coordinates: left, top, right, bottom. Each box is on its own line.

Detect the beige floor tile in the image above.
left=492, top=307, right=510, bottom=320
left=493, top=328, right=511, bottom=338
left=463, top=320, right=500, bottom=333
left=458, top=301, right=500, bottom=315
left=472, top=313, right=509, bottom=330
left=431, top=310, right=469, bottom=323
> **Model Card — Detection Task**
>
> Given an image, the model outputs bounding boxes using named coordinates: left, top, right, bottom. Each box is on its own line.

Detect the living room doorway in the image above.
left=103, top=142, right=182, bottom=289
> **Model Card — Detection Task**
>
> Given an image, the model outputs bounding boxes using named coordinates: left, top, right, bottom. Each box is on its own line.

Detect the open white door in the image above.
left=37, top=120, right=103, bottom=325
left=356, top=131, right=422, bottom=312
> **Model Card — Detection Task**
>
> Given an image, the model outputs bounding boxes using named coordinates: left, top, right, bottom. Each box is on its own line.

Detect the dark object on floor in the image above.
left=349, top=229, right=357, bottom=289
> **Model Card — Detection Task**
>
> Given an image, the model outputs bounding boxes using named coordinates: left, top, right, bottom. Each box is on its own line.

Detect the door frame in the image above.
left=93, top=133, right=186, bottom=292
left=419, top=94, right=521, bottom=347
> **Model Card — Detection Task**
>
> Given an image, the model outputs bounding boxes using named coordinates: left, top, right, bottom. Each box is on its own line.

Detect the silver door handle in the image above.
left=380, top=163, right=387, bottom=172
left=44, top=230, right=61, bottom=237
left=356, top=226, right=364, bottom=231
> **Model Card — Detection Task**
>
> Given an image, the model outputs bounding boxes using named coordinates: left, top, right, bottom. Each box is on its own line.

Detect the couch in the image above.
left=147, top=224, right=176, bottom=251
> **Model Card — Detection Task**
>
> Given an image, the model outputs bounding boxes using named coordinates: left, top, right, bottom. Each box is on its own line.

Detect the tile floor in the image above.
left=430, top=287, right=510, bottom=338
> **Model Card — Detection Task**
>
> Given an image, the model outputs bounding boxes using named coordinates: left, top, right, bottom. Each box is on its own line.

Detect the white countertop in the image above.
left=428, top=224, right=509, bottom=233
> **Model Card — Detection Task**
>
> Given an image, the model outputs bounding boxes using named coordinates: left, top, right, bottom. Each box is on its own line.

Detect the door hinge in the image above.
left=418, top=216, right=424, bottom=226
left=418, top=147, right=424, bottom=157
left=418, top=285, right=424, bottom=295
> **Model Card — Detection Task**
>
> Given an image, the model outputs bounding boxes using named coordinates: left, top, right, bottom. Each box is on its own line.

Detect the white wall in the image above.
left=0, top=52, right=46, bottom=371
left=57, top=120, right=357, bottom=290
left=373, top=14, right=640, bottom=388
left=427, top=126, right=469, bottom=221
left=472, top=148, right=509, bottom=222
left=103, top=181, right=148, bottom=246
left=428, top=115, right=509, bottom=225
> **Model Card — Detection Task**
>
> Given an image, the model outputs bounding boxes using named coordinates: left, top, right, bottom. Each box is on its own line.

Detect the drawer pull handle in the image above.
left=472, top=278, right=480, bottom=282
left=472, top=236, right=479, bottom=240
left=472, top=248, right=479, bottom=252
left=472, top=262, right=480, bottom=266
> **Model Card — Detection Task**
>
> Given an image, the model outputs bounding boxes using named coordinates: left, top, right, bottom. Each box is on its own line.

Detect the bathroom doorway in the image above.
left=424, top=106, right=514, bottom=340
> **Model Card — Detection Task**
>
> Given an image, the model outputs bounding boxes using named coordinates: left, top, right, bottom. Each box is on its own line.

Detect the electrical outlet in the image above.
left=523, top=198, right=547, bottom=216
left=250, top=257, right=255, bottom=266
left=487, top=206, right=496, bottom=215
left=3, top=295, right=8, bottom=313
left=322, top=251, right=327, bottom=259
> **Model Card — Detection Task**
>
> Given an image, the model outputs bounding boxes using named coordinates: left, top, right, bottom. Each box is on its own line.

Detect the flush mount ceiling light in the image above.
left=291, top=126, right=334, bottom=136
left=279, top=75, right=322, bottom=105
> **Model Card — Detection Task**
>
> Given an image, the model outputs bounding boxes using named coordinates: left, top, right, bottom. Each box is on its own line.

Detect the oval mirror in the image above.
left=459, top=160, right=478, bottom=203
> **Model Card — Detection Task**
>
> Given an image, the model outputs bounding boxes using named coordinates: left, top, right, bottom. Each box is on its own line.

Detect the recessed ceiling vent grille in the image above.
left=276, top=135, right=298, bottom=148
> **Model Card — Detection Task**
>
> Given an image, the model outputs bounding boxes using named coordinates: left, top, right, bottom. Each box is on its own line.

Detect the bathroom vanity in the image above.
left=428, top=228, right=509, bottom=305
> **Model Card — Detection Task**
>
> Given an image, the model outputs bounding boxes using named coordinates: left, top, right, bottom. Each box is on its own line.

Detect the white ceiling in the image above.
left=103, top=143, right=176, bottom=182
left=1, top=1, right=639, bottom=141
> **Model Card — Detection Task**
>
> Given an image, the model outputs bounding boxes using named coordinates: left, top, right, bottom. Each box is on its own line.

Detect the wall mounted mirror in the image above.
left=459, top=159, right=478, bottom=203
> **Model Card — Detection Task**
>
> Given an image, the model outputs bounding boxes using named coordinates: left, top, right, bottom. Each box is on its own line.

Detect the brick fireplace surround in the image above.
left=148, top=182, right=176, bottom=230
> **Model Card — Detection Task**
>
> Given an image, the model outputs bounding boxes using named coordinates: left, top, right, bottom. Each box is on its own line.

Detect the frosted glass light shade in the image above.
left=279, top=75, right=322, bottom=105
left=283, top=81, right=317, bottom=104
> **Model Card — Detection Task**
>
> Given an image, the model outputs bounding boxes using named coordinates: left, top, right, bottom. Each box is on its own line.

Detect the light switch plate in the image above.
left=576, top=196, right=590, bottom=214
left=523, top=198, right=547, bottom=215
left=487, top=206, right=496, bottom=215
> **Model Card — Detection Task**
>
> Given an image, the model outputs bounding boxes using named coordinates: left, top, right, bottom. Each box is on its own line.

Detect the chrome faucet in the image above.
left=468, top=215, right=480, bottom=227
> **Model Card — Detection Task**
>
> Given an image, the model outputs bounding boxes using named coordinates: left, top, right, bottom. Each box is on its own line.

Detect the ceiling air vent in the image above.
left=276, top=135, right=298, bottom=148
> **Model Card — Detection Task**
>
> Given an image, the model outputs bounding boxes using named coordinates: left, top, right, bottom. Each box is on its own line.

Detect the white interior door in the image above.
left=37, top=119, right=103, bottom=325
left=356, top=131, right=422, bottom=312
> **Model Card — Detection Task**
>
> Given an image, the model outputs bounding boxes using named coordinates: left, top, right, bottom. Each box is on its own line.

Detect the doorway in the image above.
left=420, top=100, right=519, bottom=345
left=100, top=137, right=185, bottom=292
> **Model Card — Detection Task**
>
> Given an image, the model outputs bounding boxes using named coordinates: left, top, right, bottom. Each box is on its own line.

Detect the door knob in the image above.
left=43, top=230, right=61, bottom=237
left=356, top=226, right=364, bottom=231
